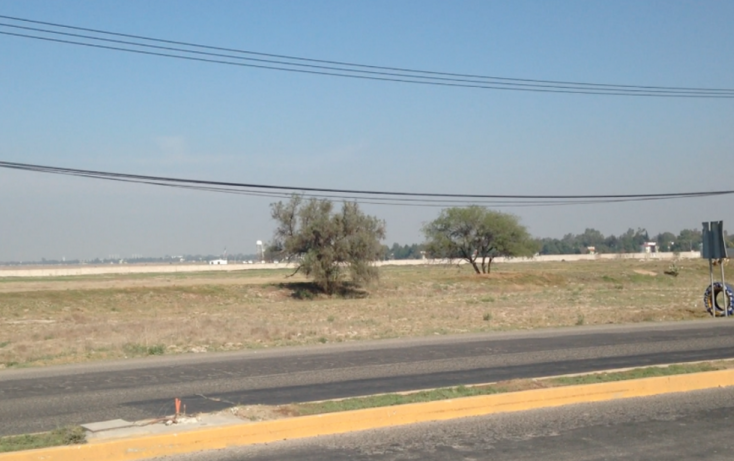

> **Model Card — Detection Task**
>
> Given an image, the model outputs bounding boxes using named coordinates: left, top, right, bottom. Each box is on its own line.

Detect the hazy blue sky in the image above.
left=1, top=0, right=733, bottom=261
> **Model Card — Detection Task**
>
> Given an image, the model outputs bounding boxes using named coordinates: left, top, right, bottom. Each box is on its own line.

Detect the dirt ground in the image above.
left=0, top=275, right=285, bottom=294
left=0, top=258, right=719, bottom=368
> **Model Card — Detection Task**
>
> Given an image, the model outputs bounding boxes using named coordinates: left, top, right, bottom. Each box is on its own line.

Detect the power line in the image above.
left=5, top=22, right=733, bottom=97
left=2, top=13, right=733, bottom=94
left=1, top=16, right=733, bottom=98
left=1, top=160, right=724, bottom=199
left=3, top=29, right=707, bottom=98
left=1, top=160, right=731, bottom=208
left=1, top=32, right=731, bottom=99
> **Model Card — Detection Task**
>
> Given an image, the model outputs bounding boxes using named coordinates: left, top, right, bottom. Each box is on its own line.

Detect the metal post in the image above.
left=710, top=258, right=716, bottom=317
left=721, top=261, right=728, bottom=317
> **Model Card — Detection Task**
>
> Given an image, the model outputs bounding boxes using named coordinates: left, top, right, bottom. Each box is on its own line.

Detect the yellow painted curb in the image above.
left=3, top=368, right=734, bottom=461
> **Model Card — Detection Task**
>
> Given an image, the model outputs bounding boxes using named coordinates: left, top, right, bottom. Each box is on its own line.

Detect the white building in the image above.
left=640, top=242, right=657, bottom=254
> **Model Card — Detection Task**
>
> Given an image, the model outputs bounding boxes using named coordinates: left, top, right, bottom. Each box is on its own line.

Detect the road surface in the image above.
left=2, top=320, right=734, bottom=436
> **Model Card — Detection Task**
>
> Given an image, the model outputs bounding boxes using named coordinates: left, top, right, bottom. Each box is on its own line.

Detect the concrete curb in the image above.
left=3, top=368, right=734, bottom=461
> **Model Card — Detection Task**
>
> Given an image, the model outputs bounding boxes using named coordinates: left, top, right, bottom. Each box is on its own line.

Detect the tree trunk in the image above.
left=487, top=257, right=493, bottom=274
left=481, top=256, right=487, bottom=274
left=470, top=259, right=481, bottom=274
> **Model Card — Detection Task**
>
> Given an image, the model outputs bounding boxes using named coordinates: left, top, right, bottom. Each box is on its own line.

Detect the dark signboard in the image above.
left=702, top=221, right=728, bottom=260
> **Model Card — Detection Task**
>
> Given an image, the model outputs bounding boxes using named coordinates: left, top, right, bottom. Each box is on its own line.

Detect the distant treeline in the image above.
left=383, top=243, right=424, bottom=260
left=536, top=228, right=730, bottom=255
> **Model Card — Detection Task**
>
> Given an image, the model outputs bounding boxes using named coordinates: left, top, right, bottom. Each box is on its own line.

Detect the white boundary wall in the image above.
left=381, top=251, right=701, bottom=266
left=0, top=252, right=701, bottom=278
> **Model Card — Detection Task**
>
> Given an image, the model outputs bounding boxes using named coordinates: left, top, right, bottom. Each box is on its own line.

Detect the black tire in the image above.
left=703, top=282, right=734, bottom=317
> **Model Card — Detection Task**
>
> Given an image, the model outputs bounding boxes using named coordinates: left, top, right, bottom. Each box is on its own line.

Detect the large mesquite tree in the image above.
left=423, top=206, right=537, bottom=274
left=270, top=196, right=386, bottom=294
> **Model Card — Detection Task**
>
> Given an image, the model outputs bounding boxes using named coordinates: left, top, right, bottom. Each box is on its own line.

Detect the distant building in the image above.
left=586, top=246, right=596, bottom=255
left=209, top=259, right=228, bottom=265
left=640, top=242, right=657, bottom=253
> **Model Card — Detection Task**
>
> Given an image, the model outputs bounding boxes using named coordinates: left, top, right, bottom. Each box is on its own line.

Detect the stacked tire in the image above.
left=704, top=282, right=734, bottom=317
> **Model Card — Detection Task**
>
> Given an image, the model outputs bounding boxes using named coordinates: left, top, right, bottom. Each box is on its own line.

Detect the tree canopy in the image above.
left=270, top=196, right=386, bottom=294
left=422, top=206, right=537, bottom=274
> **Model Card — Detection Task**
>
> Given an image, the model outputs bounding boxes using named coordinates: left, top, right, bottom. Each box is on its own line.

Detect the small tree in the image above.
left=270, top=195, right=386, bottom=294
left=422, top=206, right=537, bottom=274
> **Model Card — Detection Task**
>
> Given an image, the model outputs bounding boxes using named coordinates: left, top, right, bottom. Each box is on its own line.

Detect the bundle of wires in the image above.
left=1, top=160, right=732, bottom=209
left=1, top=15, right=734, bottom=98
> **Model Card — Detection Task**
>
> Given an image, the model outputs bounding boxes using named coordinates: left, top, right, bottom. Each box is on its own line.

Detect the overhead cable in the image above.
left=2, top=14, right=732, bottom=94
left=1, top=160, right=731, bottom=208
left=1, top=15, right=733, bottom=98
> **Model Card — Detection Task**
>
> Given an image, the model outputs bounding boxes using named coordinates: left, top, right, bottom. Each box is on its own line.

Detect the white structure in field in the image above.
left=209, top=259, right=228, bottom=265
left=640, top=242, right=658, bottom=253
left=256, top=240, right=264, bottom=262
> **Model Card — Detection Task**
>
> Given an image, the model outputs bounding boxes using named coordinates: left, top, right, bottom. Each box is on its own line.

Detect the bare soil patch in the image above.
left=0, top=271, right=293, bottom=293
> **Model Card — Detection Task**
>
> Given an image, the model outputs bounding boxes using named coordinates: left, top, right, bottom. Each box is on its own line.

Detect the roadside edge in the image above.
left=3, top=368, right=733, bottom=461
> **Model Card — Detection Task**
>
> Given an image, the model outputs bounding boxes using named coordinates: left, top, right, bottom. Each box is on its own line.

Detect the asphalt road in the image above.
left=2, top=319, right=734, bottom=436
left=160, top=385, right=734, bottom=460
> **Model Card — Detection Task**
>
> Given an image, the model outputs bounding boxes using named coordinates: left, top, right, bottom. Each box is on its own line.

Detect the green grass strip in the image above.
left=292, top=362, right=724, bottom=416
left=547, top=363, right=720, bottom=386
left=0, top=426, right=86, bottom=453
left=295, top=385, right=507, bottom=415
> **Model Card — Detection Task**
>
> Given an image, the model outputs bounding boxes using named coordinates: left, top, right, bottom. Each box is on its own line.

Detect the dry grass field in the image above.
left=0, top=258, right=720, bottom=368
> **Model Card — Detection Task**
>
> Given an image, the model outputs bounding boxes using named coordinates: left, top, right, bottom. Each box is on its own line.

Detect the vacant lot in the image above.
left=0, top=258, right=718, bottom=368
